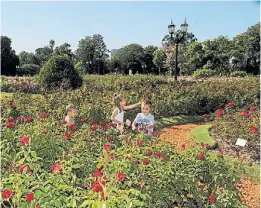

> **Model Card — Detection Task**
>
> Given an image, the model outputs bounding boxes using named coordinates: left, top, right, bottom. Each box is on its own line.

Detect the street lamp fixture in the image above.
left=168, top=18, right=189, bottom=81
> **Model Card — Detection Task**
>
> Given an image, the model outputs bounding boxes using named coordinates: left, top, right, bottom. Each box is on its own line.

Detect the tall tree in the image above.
left=35, top=40, right=55, bottom=66
left=113, top=44, right=145, bottom=74
left=75, top=34, right=108, bottom=74
left=18, top=51, right=41, bottom=66
left=153, top=49, right=167, bottom=75
left=143, top=45, right=158, bottom=74
left=53, top=43, right=74, bottom=59
left=1, top=36, right=19, bottom=76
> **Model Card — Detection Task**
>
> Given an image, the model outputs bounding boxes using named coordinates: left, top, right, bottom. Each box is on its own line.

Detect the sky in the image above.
left=1, top=1, right=260, bottom=54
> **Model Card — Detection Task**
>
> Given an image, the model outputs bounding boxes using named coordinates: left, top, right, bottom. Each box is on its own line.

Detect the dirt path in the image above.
left=159, top=123, right=260, bottom=208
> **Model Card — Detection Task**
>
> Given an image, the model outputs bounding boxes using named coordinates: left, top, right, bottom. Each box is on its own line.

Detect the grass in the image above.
left=189, top=124, right=217, bottom=148
left=156, top=115, right=204, bottom=129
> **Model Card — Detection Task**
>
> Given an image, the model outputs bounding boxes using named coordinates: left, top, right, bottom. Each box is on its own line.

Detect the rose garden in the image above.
left=1, top=22, right=260, bottom=208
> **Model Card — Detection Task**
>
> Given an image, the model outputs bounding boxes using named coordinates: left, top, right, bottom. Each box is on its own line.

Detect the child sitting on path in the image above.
left=64, top=104, right=78, bottom=127
left=132, top=100, right=155, bottom=136
left=111, top=94, right=141, bottom=133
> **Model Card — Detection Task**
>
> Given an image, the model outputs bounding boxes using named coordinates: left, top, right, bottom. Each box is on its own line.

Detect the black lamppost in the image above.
left=168, top=19, right=188, bottom=81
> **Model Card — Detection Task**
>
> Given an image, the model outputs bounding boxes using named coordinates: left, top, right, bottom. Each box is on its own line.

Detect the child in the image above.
left=64, top=104, right=78, bottom=127
left=111, top=94, right=141, bottom=133
left=132, top=101, right=155, bottom=136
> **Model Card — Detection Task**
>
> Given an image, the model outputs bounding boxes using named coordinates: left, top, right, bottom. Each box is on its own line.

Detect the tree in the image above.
left=35, top=40, right=55, bottom=66
left=143, top=45, right=158, bottom=74
left=1, top=36, right=19, bottom=76
left=231, top=23, right=260, bottom=74
left=161, top=32, right=197, bottom=47
left=18, top=51, right=41, bottom=66
left=202, top=36, right=232, bottom=74
left=53, top=43, right=74, bottom=59
left=113, top=44, right=145, bottom=74
left=153, top=49, right=167, bottom=75
left=75, top=34, right=108, bottom=74
left=179, top=42, right=206, bottom=75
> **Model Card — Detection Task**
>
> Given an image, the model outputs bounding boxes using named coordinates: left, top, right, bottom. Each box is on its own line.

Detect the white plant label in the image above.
left=235, top=138, right=247, bottom=147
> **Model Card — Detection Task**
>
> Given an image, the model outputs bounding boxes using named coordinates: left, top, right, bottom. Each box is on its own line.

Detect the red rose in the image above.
left=81, top=117, right=87, bottom=123
left=215, top=109, right=224, bottom=117
left=140, top=180, right=145, bottom=187
left=90, top=120, right=96, bottom=125
left=17, top=116, right=22, bottom=122
left=107, top=136, right=113, bottom=142
left=181, top=144, right=186, bottom=150
left=155, top=152, right=161, bottom=158
left=197, top=152, right=205, bottom=160
left=8, top=117, right=14, bottom=122
left=6, top=122, right=15, bottom=129
left=25, top=192, right=34, bottom=203
left=249, top=126, right=258, bottom=133
left=146, top=150, right=153, bottom=156
left=91, top=125, right=97, bottom=131
left=136, top=139, right=143, bottom=147
left=209, top=194, right=216, bottom=205
left=203, top=114, right=208, bottom=118
left=2, top=189, right=13, bottom=200
left=41, top=130, right=47, bottom=135
left=25, top=116, right=33, bottom=123
left=19, top=163, right=32, bottom=174
left=99, top=121, right=103, bottom=126
left=64, top=132, right=71, bottom=140
left=162, top=155, right=169, bottom=161
left=93, top=169, right=102, bottom=178
left=227, top=114, right=233, bottom=118
left=116, top=171, right=126, bottom=182
left=226, top=102, right=233, bottom=109
left=125, top=136, right=131, bottom=143
left=143, top=158, right=150, bottom=165
left=35, top=202, right=40, bottom=208
left=108, top=152, right=114, bottom=159
left=62, top=120, right=67, bottom=124
left=126, top=157, right=132, bottom=161
left=250, top=106, right=256, bottom=112
left=40, top=112, right=48, bottom=118
left=19, top=136, right=30, bottom=146
left=240, top=110, right=249, bottom=117
left=92, top=181, right=103, bottom=192
left=51, top=164, right=62, bottom=174
left=68, top=124, right=77, bottom=131
left=103, top=143, right=111, bottom=151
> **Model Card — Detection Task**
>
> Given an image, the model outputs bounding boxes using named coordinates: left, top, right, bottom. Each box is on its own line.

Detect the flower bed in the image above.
left=1, top=113, right=244, bottom=207
left=211, top=103, right=260, bottom=162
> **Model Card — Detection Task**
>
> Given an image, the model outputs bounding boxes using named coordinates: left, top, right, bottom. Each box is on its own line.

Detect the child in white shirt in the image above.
left=111, top=94, right=141, bottom=133
left=132, top=101, right=155, bottom=136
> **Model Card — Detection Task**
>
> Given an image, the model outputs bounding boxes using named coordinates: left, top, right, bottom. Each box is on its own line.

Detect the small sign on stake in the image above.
left=235, top=138, right=247, bottom=147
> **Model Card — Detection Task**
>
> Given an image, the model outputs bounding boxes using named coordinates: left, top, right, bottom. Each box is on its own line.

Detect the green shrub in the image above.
left=17, top=64, right=41, bottom=76
left=193, top=68, right=216, bottom=78
left=39, top=55, right=83, bottom=91
left=230, top=71, right=248, bottom=77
